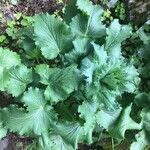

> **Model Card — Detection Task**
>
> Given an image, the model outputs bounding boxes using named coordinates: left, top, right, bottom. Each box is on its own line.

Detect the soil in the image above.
left=0, top=0, right=150, bottom=150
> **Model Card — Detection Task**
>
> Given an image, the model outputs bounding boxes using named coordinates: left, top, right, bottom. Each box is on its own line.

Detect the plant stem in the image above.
left=112, top=138, right=115, bottom=150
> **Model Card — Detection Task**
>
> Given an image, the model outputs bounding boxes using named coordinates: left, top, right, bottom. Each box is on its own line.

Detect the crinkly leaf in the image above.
left=70, top=0, right=105, bottom=38
left=44, top=65, right=79, bottom=103
left=0, top=48, right=21, bottom=91
left=65, top=37, right=90, bottom=64
left=34, top=13, right=73, bottom=59
left=80, top=42, right=139, bottom=110
left=105, top=19, right=132, bottom=57
left=2, top=88, right=57, bottom=135
left=81, top=42, right=107, bottom=85
left=6, top=65, right=33, bottom=97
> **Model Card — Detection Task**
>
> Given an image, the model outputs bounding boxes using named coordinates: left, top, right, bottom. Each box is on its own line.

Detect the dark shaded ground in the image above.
left=0, top=134, right=33, bottom=150
left=127, top=0, right=150, bottom=25
left=0, top=0, right=150, bottom=150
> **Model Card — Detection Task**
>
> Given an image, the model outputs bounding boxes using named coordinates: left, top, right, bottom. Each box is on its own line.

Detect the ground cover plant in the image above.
left=0, top=0, right=150, bottom=149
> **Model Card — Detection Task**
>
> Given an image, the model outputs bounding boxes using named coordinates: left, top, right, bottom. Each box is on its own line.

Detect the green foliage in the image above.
left=101, top=9, right=113, bottom=22
left=0, top=0, right=150, bottom=149
left=115, top=1, right=126, bottom=20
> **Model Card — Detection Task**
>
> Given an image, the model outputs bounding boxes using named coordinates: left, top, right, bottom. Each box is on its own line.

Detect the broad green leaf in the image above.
left=0, top=48, right=21, bottom=91
left=35, top=64, right=58, bottom=85
left=96, top=105, right=141, bottom=139
left=96, top=107, right=122, bottom=130
left=109, top=104, right=142, bottom=139
left=76, top=0, right=95, bottom=15
left=70, top=0, right=105, bottom=38
left=65, top=37, right=89, bottom=64
left=6, top=65, right=33, bottom=97
left=105, top=19, right=132, bottom=57
left=78, top=100, right=99, bottom=143
left=34, top=14, right=73, bottom=59
left=54, top=122, right=84, bottom=149
left=2, top=88, right=57, bottom=135
left=44, top=65, right=79, bottom=103
left=131, top=108, right=150, bottom=150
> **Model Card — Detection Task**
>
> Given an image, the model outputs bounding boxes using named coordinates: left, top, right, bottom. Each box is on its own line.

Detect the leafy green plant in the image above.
left=0, top=0, right=149, bottom=149
left=6, top=13, right=33, bottom=40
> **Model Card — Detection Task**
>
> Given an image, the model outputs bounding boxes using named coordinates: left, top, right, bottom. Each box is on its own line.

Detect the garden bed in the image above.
left=0, top=0, right=150, bottom=150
